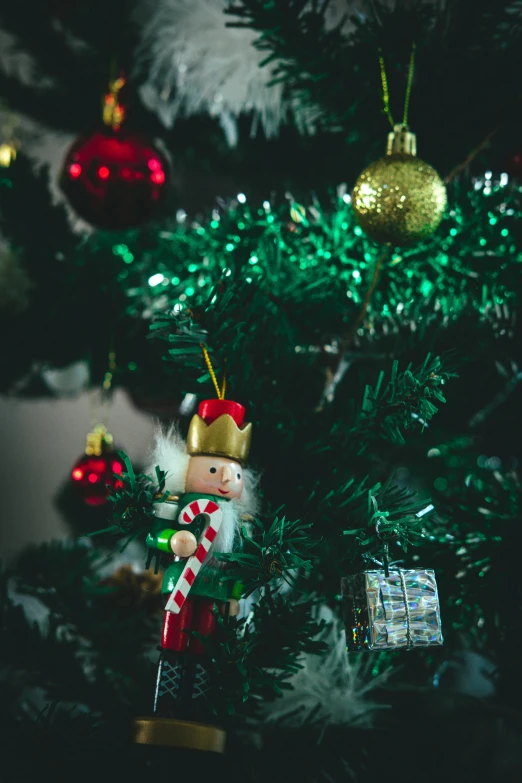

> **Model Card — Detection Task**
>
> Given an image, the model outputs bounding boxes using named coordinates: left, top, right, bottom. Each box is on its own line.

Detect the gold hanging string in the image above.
left=220, top=356, right=228, bottom=399
left=86, top=346, right=117, bottom=441
left=402, top=43, right=416, bottom=125
left=379, top=43, right=416, bottom=129
left=200, top=343, right=225, bottom=400
left=102, top=350, right=117, bottom=393
left=379, top=49, right=395, bottom=128
left=103, top=75, right=126, bottom=131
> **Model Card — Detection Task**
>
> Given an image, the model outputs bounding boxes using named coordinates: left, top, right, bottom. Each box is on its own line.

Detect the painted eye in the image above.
left=209, top=467, right=217, bottom=474
left=237, top=473, right=241, bottom=480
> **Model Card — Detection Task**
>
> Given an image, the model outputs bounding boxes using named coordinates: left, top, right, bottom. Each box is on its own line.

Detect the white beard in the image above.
left=208, top=497, right=240, bottom=555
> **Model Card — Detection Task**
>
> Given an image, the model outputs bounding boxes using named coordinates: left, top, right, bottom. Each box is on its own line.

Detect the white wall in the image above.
left=0, top=389, right=155, bottom=560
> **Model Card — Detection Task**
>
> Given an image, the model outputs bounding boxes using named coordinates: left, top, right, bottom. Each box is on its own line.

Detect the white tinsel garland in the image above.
left=41, top=360, right=90, bottom=396
left=134, top=0, right=349, bottom=146
left=262, top=605, right=391, bottom=732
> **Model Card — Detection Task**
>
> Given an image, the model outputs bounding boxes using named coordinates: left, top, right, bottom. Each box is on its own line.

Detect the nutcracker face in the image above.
left=185, top=455, right=244, bottom=500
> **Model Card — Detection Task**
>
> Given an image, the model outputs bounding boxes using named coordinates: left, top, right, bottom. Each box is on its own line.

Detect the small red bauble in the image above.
left=59, top=129, right=169, bottom=230
left=71, top=452, right=124, bottom=507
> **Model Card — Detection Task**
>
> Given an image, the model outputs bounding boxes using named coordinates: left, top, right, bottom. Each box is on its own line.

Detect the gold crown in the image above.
left=187, top=414, right=252, bottom=464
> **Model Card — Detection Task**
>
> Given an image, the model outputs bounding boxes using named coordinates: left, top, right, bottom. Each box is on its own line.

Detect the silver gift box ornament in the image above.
left=341, top=569, right=443, bottom=651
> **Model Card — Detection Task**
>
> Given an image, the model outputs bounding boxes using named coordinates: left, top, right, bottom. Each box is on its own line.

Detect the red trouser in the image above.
left=161, top=597, right=218, bottom=655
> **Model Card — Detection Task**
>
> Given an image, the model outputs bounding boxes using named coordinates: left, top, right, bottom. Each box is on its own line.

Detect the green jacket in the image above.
left=146, top=492, right=239, bottom=602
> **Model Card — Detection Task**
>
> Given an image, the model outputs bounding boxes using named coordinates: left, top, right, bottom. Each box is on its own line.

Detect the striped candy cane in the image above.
left=165, top=498, right=223, bottom=614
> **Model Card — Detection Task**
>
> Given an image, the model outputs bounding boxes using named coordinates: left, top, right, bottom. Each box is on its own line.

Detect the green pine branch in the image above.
left=101, top=452, right=167, bottom=549
left=339, top=476, right=430, bottom=560
left=6, top=542, right=157, bottom=715
left=198, top=593, right=327, bottom=717
left=352, top=354, right=456, bottom=448
left=218, top=515, right=315, bottom=596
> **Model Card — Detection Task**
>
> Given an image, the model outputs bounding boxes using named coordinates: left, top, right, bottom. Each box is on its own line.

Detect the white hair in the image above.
left=145, top=424, right=191, bottom=496
left=146, top=424, right=260, bottom=555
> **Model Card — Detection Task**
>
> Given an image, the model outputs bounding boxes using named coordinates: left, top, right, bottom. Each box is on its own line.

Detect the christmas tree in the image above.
left=2, top=2, right=522, bottom=781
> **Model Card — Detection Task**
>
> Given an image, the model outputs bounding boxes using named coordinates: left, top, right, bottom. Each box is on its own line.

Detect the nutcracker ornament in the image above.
left=133, top=389, right=258, bottom=753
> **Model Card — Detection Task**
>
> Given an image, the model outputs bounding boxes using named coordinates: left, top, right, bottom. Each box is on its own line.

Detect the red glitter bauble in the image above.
left=70, top=452, right=124, bottom=507
left=60, top=129, right=169, bottom=230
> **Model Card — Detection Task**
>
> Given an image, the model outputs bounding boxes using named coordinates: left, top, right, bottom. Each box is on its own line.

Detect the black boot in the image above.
left=153, top=650, right=185, bottom=718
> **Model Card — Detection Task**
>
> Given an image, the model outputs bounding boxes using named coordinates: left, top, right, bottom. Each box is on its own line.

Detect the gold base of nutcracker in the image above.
left=132, top=716, right=226, bottom=753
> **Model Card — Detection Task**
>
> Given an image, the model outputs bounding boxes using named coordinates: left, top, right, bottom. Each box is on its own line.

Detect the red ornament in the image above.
left=59, top=129, right=169, bottom=229
left=70, top=453, right=124, bottom=507
left=70, top=424, right=123, bottom=506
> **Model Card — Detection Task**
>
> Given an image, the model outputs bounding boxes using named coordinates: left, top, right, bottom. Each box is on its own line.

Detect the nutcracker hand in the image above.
left=170, top=530, right=197, bottom=557
left=223, top=598, right=240, bottom=617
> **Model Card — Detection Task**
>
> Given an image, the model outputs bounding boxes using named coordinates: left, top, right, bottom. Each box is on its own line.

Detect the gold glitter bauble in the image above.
left=352, top=126, right=447, bottom=247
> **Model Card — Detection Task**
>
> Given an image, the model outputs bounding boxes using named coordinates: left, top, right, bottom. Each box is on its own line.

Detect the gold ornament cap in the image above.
left=187, top=398, right=252, bottom=464
left=85, top=423, right=113, bottom=456
left=386, top=123, right=417, bottom=156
